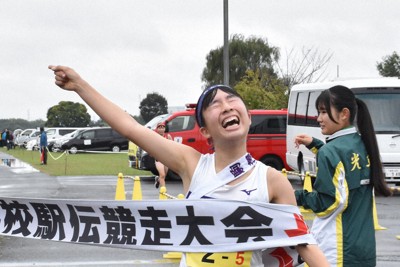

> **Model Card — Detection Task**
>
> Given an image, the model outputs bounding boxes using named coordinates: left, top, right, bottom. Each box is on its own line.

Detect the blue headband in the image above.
left=195, top=84, right=233, bottom=127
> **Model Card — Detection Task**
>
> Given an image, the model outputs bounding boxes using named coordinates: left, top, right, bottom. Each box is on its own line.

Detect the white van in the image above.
left=286, top=77, right=400, bottom=186
left=15, top=128, right=36, bottom=147
left=25, top=127, right=82, bottom=151
left=22, top=129, right=41, bottom=148
left=45, top=127, right=82, bottom=143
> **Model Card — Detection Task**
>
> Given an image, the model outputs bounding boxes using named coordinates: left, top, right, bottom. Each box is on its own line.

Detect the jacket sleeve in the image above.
left=306, top=137, right=325, bottom=155
left=295, top=147, right=346, bottom=216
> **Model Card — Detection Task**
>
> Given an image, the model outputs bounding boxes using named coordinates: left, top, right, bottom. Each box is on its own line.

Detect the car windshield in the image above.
left=70, top=129, right=85, bottom=138
left=145, top=114, right=169, bottom=130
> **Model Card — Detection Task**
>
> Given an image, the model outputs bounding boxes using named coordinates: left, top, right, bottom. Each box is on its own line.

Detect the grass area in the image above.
left=0, top=146, right=152, bottom=177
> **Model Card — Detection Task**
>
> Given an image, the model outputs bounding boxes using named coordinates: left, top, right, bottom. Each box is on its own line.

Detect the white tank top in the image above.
left=187, top=153, right=270, bottom=202
left=181, top=153, right=270, bottom=267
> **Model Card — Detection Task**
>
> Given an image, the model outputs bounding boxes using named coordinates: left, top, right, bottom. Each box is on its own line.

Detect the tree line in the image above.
left=2, top=35, right=399, bottom=130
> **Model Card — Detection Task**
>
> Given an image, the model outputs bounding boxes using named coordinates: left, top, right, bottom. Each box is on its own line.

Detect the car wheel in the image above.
left=261, top=155, right=284, bottom=171
left=112, top=145, right=120, bottom=152
left=69, top=146, right=78, bottom=154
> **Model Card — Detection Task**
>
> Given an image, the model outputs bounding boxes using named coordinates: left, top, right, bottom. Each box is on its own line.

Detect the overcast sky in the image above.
left=1, top=0, right=399, bottom=121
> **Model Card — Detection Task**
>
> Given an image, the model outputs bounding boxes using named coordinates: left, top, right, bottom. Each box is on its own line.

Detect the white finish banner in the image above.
left=0, top=197, right=315, bottom=252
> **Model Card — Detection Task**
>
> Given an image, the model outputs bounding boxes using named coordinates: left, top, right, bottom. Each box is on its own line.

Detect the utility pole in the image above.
left=223, top=0, right=229, bottom=85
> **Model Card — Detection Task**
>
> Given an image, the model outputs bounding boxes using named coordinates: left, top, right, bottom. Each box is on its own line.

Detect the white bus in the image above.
left=286, top=77, right=400, bottom=186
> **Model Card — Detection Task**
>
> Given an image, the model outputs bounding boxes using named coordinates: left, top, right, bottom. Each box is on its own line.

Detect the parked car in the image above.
left=13, top=129, right=23, bottom=139
left=26, top=138, right=40, bottom=151
left=14, top=128, right=36, bottom=147
left=22, top=129, right=41, bottom=148
left=52, top=128, right=88, bottom=152
left=61, top=127, right=128, bottom=154
left=44, top=127, right=84, bottom=151
left=25, top=127, right=84, bottom=151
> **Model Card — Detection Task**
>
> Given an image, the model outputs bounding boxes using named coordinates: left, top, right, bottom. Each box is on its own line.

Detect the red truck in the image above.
left=134, top=104, right=290, bottom=179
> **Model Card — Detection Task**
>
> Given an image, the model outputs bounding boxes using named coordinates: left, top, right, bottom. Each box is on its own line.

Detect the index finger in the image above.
left=48, top=65, right=58, bottom=71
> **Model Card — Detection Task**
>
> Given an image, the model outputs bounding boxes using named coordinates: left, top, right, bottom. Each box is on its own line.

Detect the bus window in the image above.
left=288, top=92, right=298, bottom=125
left=355, top=93, right=400, bottom=133
left=295, top=92, right=309, bottom=125
left=307, top=91, right=320, bottom=126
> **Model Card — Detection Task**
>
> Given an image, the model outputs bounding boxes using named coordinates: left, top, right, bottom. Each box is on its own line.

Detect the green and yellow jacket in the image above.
left=295, top=127, right=375, bottom=267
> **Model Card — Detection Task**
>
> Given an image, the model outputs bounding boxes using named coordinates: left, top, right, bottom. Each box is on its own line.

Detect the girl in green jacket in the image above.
left=294, top=85, right=392, bottom=267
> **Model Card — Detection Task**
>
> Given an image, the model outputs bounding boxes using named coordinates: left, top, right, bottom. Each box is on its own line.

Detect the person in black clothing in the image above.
left=6, top=130, right=13, bottom=150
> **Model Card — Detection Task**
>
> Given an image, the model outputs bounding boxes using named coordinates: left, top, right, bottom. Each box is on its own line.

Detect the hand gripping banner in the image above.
left=0, top=197, right=315, bottom=252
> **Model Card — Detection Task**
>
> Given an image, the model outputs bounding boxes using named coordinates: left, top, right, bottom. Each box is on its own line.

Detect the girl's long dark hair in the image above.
left=316, top=86, right=392, bottom=196
left=356, top=98, right=391, bottom=196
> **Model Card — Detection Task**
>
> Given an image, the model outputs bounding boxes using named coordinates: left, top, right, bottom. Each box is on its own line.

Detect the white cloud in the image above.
left=1, top=0, right=399, bottom=121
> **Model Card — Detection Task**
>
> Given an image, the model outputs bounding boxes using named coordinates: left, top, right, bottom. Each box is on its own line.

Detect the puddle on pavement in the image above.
left=1, top=158, right=39, bottom=173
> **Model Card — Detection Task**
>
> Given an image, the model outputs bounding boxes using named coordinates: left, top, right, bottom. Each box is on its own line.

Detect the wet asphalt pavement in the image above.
left=0, top=151, right=399, bottom=266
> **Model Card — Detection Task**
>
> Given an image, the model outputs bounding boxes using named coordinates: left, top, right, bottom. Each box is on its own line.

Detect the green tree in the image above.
left=202, top=34, right=279, bottom=88
left=377, top=51, right=400, bottom=78
left=133, top=115, right=145, bottom=125
left=235, top=70, right=288, bottom=110
left=0, top=118, right=45, bottom=131
left=139, top=93, right=168, bottom=123
left=46, top=101, right=91, bottom=127
left=89, top=114, right=144, bottom=126
left=89, top=118, right=108, bottom=127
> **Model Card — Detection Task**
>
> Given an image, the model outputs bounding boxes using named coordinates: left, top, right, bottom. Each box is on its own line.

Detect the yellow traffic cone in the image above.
left=300, top=172, right=315, bottom=220
left=281, top=168, right=287, bottom=179
left=163, top=190, right=183, bottom=260
left=372, top=192, right=386, bottom=230
left=159, top=186, right=168, bottom=200
left=132, top=176, right=142, bottom=200
left=114, top=173, right=126, bottom=200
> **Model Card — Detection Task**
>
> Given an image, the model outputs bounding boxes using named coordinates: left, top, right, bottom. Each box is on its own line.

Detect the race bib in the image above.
left=186, top=251, right=253, bottom=267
